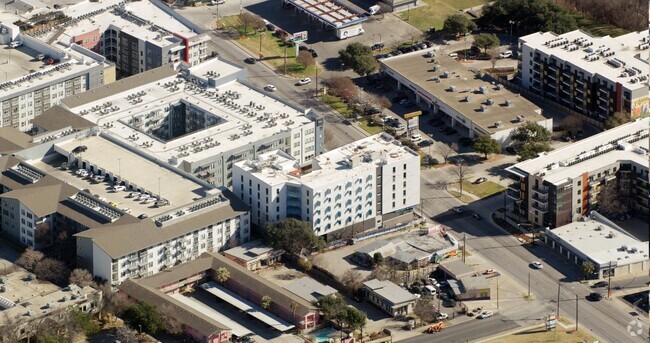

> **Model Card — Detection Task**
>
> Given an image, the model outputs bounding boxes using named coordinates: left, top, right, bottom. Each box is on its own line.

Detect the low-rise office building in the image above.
left=380, top=49, right=552, bottom=146
left=233, top=133, right=419, bottom=239
left=0, top=23, right=114, bottom=131
left=59, top=57, right=323, bottom=188
left=506, top=118, right=649, bottom=228
left=519, top=30, right=650, bottom=122
left=362, top=279, right=416, bottom=317
left=544, top=211, right=649, bottom=279
left=223, top=240, right=283, bottom=271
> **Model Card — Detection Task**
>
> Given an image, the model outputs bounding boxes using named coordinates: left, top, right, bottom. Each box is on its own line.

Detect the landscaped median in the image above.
left=448, top=180, right=505, bottom=203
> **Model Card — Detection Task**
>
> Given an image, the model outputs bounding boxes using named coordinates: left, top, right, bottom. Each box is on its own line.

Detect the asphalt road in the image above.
left=419, top=170, right=649, bottom=343
left=402, top=314, right=519, bottom=343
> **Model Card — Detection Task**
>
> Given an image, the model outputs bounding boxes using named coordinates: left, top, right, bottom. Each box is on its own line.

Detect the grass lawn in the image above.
left=453, top=181, right=505, bottom=198
left=488, top=326, right=595, bottom=343
left=220, top=15, right=319, bottom=77
left=399, top=0, right=489, bottom=31
left=359, top=120, right=384, bottom=135
left=322, top=94, right=354, bottom=117
left=447, top=190, right=475, bottom=203
left=572, top=14, right=628, bottom=37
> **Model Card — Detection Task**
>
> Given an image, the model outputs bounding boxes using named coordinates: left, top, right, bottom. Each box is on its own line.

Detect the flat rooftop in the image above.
left=62, top=58, right=312, bottom=167
left=381, top=50, right=546, bottom=134
left=507, top=118, right=649, bottom=185
left=520, top=30, right=649, bottom=90
left=363, top=279, right=416, bottom=305
left=238, top=133, right=417, bottom=187
left=546, top=212, right=649, bottom=266
left=31, top=135, right=211, bottom=217
left=285, top=0, right=366, bottom=28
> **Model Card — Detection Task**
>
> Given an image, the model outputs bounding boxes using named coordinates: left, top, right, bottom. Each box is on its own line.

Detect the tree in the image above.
left=473, top=135, right=501, bottom=159
left=442, top=14, right=476, bottom=37
left=159, top=304, right=183, bottom=335
left=472, top=33, right=500, bottom=54
left=581, top=261, right=596, bottom=279
left=34, top=258, right=70, bottom=285
left=511, top=122, right=552, bottom=144
left=488, top=47, right=499, bottom=69
left=261, top=295, right=272, bottom=310
left=413, top=298, right=436, bottom=324
left=69, top=309, right=100, bottom=336
left=479, top=0, right=577, bottom=36
left=115, top=326, right=139, bottom=343
left=604, top=111, right=631, bottom=129
left=597, top=182, right=627, bottom=216
left=563, top=114, right=583, bottom=135
left=372, top=252, right=384, bottom=267
left=264, top=218, right=326, bottom=256
left=338, top=306, right=366, bottom=331
left=517, top=141, right=552, bottom=161
left=0, top=313, right=23, bottom=343
left=436, top=142, right=457, bottom=164
left=239, top=12, right=265, bottom=34
left=35, top=336, right=68, bottom=343
left=123, top=301, right=164, bottom=334
left=328, top=76, right=358, bottom=103
left=298, top=257, right=313, bottom=272
left=338, top=43, right=379, bottom=76
left=16, top=247, right=44, bottom=271
left=317, top=295, right=347, bottom=322
left=338, top=270, right=364, bottom=294
left=216, top=267, right=230, bottom=284
left=297, top=50, right=314, bottom=69
left=367, top=263, right=400, bottom=284
left=97, top=283, right=130, bottom=323
left=69, top=268, right=95, bottom=288
left=454, top=160, right=472, bottom=197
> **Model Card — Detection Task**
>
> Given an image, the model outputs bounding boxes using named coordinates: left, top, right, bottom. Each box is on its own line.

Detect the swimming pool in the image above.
left=311, top=328, right=337, bottom=343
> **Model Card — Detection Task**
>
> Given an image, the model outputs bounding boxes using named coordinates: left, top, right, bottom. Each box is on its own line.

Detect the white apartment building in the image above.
left=233, top=133, right=420, bottom=240
left=0, top=23, right=114, bottom=131
left=59, top=58, right=323, bottom=188
left=519, top=30, right=650, bottom=122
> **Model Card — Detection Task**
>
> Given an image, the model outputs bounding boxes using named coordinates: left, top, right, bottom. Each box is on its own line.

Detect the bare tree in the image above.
left=563, top=114, right=583, bottom=135
left=34, top=258, right=70, bottom=285
left=69, top=268, right=95, bottom=288
left=296, top=50, right=314, bottom=69
left=413, top=298, right=436, bottom=325
left=597, top=182, right=628, bottom=216
left=405, top=27, right=423, bottom=44
left=159, top=304, right=183, bottom=335
left=97, top=284, right=130, bottom=323
left=453, top=160, right=472, bottom=197
left=338, top=270, right=364, bottom=294
left=15, top=247, right=44, bottom=272
left=116, top=326, right=139, bottom=343
left=0, top=313, right=22, bottom=343
left=367, top=263, right=400, bottom=284
left=239, top=12, right=265, bottom=34
left=488, top=48, right=499, bottom=70
left=436, top=142, right=457, bottom=164
left=328, top=76, right=358, bottom=102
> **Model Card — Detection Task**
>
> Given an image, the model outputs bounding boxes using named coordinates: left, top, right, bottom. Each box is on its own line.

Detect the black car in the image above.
left=472, top=213, right=482, bottom=220
left=592, top=281, right=609, bottom=288
left=438, top=292, right=450, bottom=300
left=391, top=50, right=402, bottom=56
left=442, top=298, right=456, bottom=307
left=244, top=57, right=256, bottom=64
left=588, top=292, right=603, bottom=301
left=366, top=107, right=382, bottom=115
left=444, top=128, right=458, bottom=135
left=418, top=140, right=434, bottom=147
left=505, top=146, right=517, bottom=155
left=298, top=45, right=309, bottom=51
left=308, top=48, right=318, bottom=57
left=371, top=43, right=385, bottom=51
left=266, top=23, right=276, bottom=31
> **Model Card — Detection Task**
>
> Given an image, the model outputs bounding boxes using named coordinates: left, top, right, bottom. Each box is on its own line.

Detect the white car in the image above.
left=437, top=313, right=449, bottom=320
left=265, top=85, right=277, bottom=92
left=211, top=0, right=225, bottom=4
left=121, top=207, right=132, bottom=213
left=478, top=310, right=493, bottom=319
left=413, top=293, right=421, bottom=299
left=411, top=134, right=422, bottom=142
left=427, top=278, right=441, bottom=288
left=138, top=194, right=151, bottom=200
left=531, top=261, right=543, bottom=269
left=111, top=185, right=126, bottom=192
left=298, top=78, right=311, bottom=85
left=499, top=50, right=513, bottom=59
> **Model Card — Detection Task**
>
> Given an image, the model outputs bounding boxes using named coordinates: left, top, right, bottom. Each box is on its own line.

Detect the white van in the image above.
left=448, top=52, right=458, bottom=58
left=368, top=5, right=380, bottom=15
left=10, top=41, right=23, bottom=48
left=422, top=285, right=437, bottom=296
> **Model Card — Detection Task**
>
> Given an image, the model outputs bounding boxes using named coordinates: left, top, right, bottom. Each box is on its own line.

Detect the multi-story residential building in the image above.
left=59, top=57, right=323, bottom=188
left=505, top=118, right=649, bottom=228
left=0, top=126, right=251, bottom=286
left=519, top=30, right=650, bottom=123
left=233, top=133, right=419, bottom=239
left=380, top=48, right=552, bottom=146
left=37, top=0, right=209, bottom=78
left=0, top=23, right=114, bottom=131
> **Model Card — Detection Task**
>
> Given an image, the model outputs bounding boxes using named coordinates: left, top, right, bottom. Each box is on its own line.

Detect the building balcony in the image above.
left=532, top=193, right=548, bottom=203
left=532, top=203, right=548, bottom=213
left=506, top=189, right=520, bottom=200
left=532, top=186, right=548, bottom=195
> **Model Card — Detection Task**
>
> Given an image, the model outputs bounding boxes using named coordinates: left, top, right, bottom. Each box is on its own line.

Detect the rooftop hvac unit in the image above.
left=504, top=99, right=512, bottom=107
left=449, top=85, right=456, bottom=92
left=443, top=71, right=452, bottom=78
left=479, top=86, right=488, bottom=94
left=464, top=96, right=471, bottom=102
left=495, top=121, right=502, bottom=128
left=480, top=105, right=488, bottom=112
left=486, top=98, right=494, bottom=105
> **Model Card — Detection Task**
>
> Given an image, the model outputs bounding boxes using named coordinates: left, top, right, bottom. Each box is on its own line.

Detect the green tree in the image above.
left=442, top=14, right=477, bottom=37
left=472, top=33, right=500, bottom=54
left=297, top=50, right=314, bottom=69
left=338, top=306, right=366, bottom=330
left=604, top=111, right=631, bottom=129
left=581, top=261, right=596, bottom=279
left=372, top=252, right=384, bottom=267
left=69, top=309, right=100, bottom=336
left=517, top=141, right=552, bottom=161
left=298, top=258, right=313, bottom=272
left=511, top=122, right=552, bottom=144
left=317, top=295, right=347, bottom=322
left=264, top=218, right=326, bottom=255
left=261, top=295, right=272, bottom=310
left=338, top=43, right=379, bottom=76
left=216, top=267, right=230, bottom=284
left=472, top=135, right=501, bottom=159
left=122, top=301, right=164, bottom=334
left=479, top=0, right=577, bottom=36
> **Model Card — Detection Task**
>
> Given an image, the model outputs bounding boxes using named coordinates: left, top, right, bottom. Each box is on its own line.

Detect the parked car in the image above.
left=137, top=214, right=148, bottom=219
left=308, top=48, right=318, bottom=58
left=438, top=292, right=450, bottom=301
left=265, top=84, right=277, bottom=92
left=121, top=207, right=131, bottom=213
left=437, top=313, right=449, bottom=320
left=499, top=50, right=513, bottom=58
left=588, top=292, right=603, bottom=301
left=410, top=134, right=422, bottom=143
left=474, top=177, right=487, bottom=184
left=442, top=298, right=456, bottom=307
left=393, top=123, right=405, bottom=130
left=478, top=310, right=494, bottom=319
left=298, top=78, right=311, bottom=85
left=592, top=281, right=609, bottom=288
left=505, top=146, right=517, bottom=155
left=298, top=45, right=309, bottom=51
left=452, top=206, right=463, bottom=214
left=458, top=137, right=474, bottom=146
left=391, top=50, right=402, bottom=56
left=531, top=261, right=543, bottom=269
left=244, top=57, right=256, bottom=64
left=266, top=23, right=276, bottom=31
left=472, top=213, right=482, bottom=220
left=422, top=285, right=437, bottom=296
left=418, top=139, right=433, bottom=147
left=399, top=99, right=414, bottom=107
left=371, top=43, right=385, bottom=51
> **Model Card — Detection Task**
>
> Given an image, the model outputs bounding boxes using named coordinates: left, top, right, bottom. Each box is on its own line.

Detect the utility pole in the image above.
left=607, top=261, right=612, bottom=299
left=496, top=276, right=499, bottom=309
left=503, top=191, right=507, bottom=219
left=528, top=272, right=530, bottom=297
left=556, top=281, right=561, bottom=319
left=283, top=43, right=287, bottom=75
left=258, top=32, right=264, bottom=60
left=462, top=233, right=466, bottom=262
left=575, top=294, right=579, bottom=331
left=314, top=59, right=318, bottom=95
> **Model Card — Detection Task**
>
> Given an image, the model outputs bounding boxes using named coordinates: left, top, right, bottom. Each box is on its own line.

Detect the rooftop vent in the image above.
left=479, top=86, right=488, bottom=94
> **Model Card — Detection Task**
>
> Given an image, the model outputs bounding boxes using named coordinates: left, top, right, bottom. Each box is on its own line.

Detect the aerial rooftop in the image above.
left=381, top=50, right=546, bottom=134
left=60, top=58, right=312, bottom=168
left=238, top=133, right=418, bottom=187
left=284, top=0, right=366, bottom=28
left=519, top=30, right=650, bottom=90
left=545, top=212, right=649, bottom=266
left=507, top=118, right=649, bottom=184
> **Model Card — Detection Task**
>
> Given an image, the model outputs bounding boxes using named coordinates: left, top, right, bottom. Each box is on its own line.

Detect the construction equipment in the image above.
left=426, top=322, right=444, bottom=333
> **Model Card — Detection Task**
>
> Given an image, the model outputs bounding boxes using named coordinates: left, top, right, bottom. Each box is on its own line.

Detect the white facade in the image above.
left=233, top=133, right=420, bottom=236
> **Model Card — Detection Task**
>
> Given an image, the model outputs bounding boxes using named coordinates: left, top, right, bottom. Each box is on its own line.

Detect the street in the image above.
left=402, top=314, right=519, bottom=343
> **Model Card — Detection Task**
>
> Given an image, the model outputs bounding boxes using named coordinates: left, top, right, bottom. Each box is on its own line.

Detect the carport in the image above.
left=169, top=293, right=253, bottom=337
left=200, top=282, right=295, bottom=332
